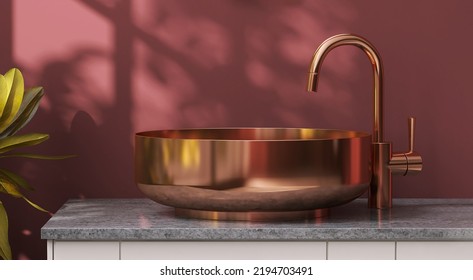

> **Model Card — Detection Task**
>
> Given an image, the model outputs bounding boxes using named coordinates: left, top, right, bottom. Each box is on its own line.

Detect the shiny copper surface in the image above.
left=307, top=34, right=423, bottom=209
left=308, top=34, right=384, bottom=143
left=174, top=208, right=329, bottom=222
left=135, top=128, right=371, bottom=220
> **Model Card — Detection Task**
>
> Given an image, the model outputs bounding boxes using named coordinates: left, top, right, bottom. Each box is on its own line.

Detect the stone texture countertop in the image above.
left=41, top=198, right=473, bottom=241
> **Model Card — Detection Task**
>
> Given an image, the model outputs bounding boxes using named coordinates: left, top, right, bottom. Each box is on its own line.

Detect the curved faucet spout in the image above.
left=307, top=34, right=423, bottom=209
left=307, top=34, right=384, bottom=143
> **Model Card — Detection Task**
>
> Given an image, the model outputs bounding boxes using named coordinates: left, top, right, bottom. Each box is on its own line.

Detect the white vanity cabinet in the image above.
left=396, top=241, right=473, bottom=260
left=326, top=241, right=395, bottom=260
left=47, top=240, right=473, bottom=260
left=326, top=241, right=473, bottom=260
left=42, top=199, right=473, bottom=260
left=49, top=241, right=326, bottom=260
left=120, top=241, right=327, bottom=260
left=49, top=241, right=120, bottom=260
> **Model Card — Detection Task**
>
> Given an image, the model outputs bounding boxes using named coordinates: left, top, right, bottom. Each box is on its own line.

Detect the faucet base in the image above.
left=369, top=142, right=392, bottom=209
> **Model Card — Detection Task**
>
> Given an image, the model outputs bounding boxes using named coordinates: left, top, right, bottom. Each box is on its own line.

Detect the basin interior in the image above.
left=137, top=128, right=368, bottom=141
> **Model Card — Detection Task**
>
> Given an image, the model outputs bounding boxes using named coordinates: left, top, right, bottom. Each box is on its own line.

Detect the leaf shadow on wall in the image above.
left=132, top=0, right=370, bottom=130
left=6, top=0, right=137, bottom=260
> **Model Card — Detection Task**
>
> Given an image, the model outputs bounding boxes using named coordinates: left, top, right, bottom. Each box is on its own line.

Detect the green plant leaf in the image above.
left=0, top=133, right=49, bottom=154
left=0, top=201, right=12, bottom=260
left=0, top=169, right=33, bottom=191
left=0, top=75, right=8, bottom=119
left=0, top=177, right=23, bottom=198
left=22, top=196, right=48, bottom=213
left=0, top=68, right=24, bottom=134
left=0, top=177, right=48, bottom=212
left=0, top=153, right=75, bottom=160
left=0, top=87, right=44, bottom=138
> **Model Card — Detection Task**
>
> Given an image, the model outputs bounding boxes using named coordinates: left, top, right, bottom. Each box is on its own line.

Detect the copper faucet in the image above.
left=307, top=34, right=422, bottom=209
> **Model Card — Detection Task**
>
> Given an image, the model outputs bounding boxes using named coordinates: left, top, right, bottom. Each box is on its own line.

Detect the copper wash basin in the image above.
left=135, top=128, right=371, bottom=221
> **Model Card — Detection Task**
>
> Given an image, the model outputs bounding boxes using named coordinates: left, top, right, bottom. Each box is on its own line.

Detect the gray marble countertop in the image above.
left=41, top=198, right=473, bottom=241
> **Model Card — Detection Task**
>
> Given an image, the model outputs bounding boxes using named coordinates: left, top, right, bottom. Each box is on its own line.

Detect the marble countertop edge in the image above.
left=41, top=228, right=473, bottom=241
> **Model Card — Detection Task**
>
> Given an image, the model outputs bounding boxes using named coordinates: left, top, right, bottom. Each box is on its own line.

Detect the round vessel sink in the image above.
left=135, top=128, right=371, bottom=221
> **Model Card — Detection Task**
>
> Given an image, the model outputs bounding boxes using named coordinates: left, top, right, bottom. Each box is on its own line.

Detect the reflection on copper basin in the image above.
left=135, top=128, right=371, bottom=221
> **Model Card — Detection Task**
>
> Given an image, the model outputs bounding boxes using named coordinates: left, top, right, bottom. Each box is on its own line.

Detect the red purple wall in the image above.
left=1, top=0, right=472, bottom=259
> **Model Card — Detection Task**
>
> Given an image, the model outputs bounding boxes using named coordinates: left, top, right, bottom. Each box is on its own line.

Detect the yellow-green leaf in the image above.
left=0, top=68, right=24, bottom=134
left=22, top=197, right=48, bottom=213
left=0, top=75, right=8, bottom=119
left=0, top=178, right=23, bottom=198
left=0, top=87, right=44, bottom=138
left=0, top=201, right=12, bottom=260
left=0, top=133, right=49, bottom=154
left=0, top=169, right=33, bottom=191
left=0, top=178, right=48, bottom=212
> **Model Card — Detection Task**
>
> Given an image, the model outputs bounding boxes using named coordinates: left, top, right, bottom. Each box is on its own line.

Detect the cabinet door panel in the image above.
left=53, top=241, right=120, bottom=260
left=121, top=241, right=326, bottom=260
left=397, top=242, right=473, bottom=260
left=327, top=242, right=395, bottom=260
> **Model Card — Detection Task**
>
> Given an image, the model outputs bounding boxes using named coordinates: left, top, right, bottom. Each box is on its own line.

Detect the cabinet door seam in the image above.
left=394, top=241, right=397, bottom=260
left=119, top=241, right=122, bottom=260
left=51, top=240, right=55, bottom=260
left=325, top=242, right=329, bottom=260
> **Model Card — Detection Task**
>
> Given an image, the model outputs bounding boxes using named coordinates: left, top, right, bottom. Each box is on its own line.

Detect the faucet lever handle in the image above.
left=390, top=117, right=423, bottom=175
left=401, top=116, right=423, bottom=174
